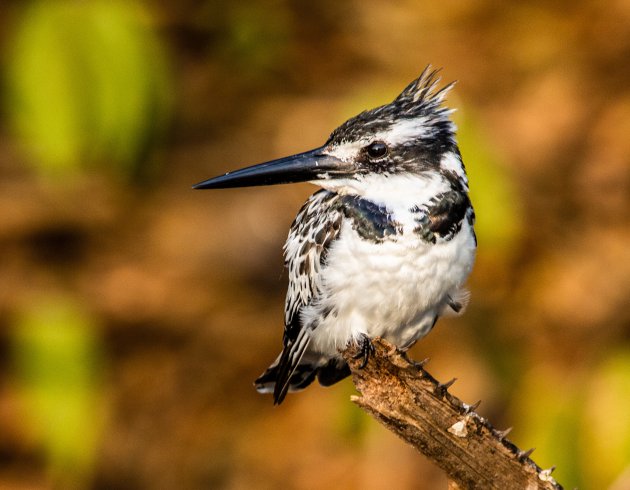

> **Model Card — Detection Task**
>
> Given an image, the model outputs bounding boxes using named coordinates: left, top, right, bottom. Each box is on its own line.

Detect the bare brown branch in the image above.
left=342, top=338, right=563, bottom=490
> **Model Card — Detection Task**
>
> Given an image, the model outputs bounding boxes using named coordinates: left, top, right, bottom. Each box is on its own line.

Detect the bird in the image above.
left=194, top=66, right=476, bottom=405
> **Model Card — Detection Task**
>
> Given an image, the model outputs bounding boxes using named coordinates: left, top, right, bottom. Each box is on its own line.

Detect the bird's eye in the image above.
left=366, top=141, right=388, bottom=159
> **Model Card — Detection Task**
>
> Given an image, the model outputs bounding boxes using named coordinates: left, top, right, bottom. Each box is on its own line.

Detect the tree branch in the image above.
left=342, top=338, right=563, bottom=490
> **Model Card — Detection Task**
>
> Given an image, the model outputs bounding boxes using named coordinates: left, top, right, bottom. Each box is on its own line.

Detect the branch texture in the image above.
left=342, top=338, right=563, bottom=490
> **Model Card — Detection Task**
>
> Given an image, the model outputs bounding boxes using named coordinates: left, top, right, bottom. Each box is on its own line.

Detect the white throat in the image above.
left=311, top=172, right=449, bottom=209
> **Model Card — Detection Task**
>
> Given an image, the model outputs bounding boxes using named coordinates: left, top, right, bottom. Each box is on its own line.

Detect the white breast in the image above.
left=304, top=205, right=476, bottom=356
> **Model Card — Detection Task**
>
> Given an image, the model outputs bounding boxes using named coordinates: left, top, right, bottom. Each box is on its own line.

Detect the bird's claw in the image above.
left=352, top=334, right=375, bottom=369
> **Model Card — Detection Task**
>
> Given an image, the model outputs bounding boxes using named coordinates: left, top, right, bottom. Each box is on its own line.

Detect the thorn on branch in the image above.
left=517, top=448, right=536, bottom=461
left=495, top=427, right=513, bottom=441
left=539, top=466, right=556, bottom=481
left=435, top=377, right=457, bottom=397
left=465, top=400, right=481, bottom=414
left=414, top=357, right=430, bottom=369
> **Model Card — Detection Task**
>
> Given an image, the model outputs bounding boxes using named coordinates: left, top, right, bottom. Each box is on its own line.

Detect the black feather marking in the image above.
left=283, top=190, right=344, bottom=343
left=255, top=360, right=319, bottom=394
left=287, top=364, right=318, bottom=391
left=338, top=196, right=401, bottom=243
left=411, top=190, right=472, bottom=243
left=273, top=329, right=312, bottom=404
left=254, top=368, right=275, bottom=389
left=317, top=359, right=351, bottom=387
left=447, top=295, right=463, bottom=313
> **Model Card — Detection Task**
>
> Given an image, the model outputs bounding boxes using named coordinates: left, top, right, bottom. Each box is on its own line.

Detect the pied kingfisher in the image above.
left=194, top=67, right=476, bottom=404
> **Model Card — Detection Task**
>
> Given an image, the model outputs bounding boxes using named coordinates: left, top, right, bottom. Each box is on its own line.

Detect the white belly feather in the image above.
left=304, top=211, right=476, bottom=356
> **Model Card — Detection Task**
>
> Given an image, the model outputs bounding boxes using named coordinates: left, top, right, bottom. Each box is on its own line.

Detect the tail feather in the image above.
left=317, top=359, right=351, bottom=387
left=255, top=354, right=352, bottom=403
left=260, top=329, right=312, bottom=404
left=255, top=362, right=316, bottom=395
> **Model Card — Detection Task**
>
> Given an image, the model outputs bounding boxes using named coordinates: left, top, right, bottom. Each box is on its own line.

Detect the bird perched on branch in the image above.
left=194, top=67, right=476, bottom=404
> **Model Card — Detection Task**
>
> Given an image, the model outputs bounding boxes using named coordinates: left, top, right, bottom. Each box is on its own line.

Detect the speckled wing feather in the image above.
left=283, top=190, right=343, bottom=342
left=269, top=190, right=343, bottom=403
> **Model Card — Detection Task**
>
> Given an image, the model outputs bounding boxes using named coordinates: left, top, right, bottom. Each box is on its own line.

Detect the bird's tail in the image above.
left=255, top=359, right=318, bottom=403
left=255, top=347, right=350, bottom=404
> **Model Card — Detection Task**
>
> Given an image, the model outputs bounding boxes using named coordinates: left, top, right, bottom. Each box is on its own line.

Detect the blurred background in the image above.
left=0, top=0, right=629, bottom=489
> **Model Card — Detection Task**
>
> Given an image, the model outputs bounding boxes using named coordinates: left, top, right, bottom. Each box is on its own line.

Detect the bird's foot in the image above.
left=352, top=334, right=375, bottom=369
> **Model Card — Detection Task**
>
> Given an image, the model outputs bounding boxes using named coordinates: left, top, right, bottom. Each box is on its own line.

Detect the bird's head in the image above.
left=194, top=67, right=466, bottom=195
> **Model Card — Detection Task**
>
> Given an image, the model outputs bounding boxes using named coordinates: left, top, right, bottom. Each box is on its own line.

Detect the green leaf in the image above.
left=11, top=298, right=105, bottom=486
left=5, top=0, right=172, bottom=179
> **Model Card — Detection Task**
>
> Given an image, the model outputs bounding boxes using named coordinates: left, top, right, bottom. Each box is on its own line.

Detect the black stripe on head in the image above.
left=325, top=67, right=458, bottom=175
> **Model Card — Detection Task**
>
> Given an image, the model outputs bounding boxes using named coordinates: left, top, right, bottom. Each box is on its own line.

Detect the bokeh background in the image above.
left=1, top=1, right=629, bottom=489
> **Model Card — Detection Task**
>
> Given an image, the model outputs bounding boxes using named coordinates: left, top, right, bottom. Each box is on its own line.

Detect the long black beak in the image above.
left=193, top=147, right=350, bottom=189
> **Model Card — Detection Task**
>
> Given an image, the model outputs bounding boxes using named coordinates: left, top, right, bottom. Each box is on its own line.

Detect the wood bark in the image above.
left=342, top=338, right=563, bottom=490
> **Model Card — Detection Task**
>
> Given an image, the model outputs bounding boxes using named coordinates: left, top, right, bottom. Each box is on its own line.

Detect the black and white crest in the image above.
left=325, top=67, right=457, bottom=172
